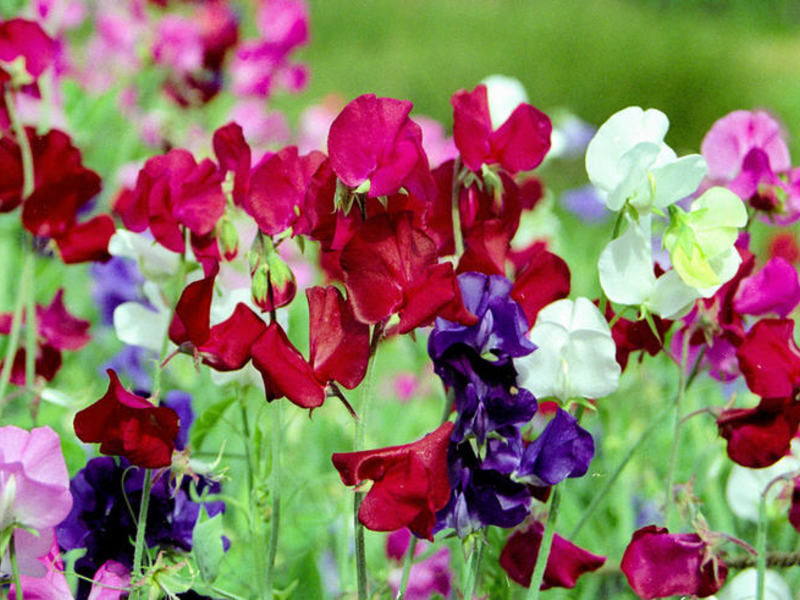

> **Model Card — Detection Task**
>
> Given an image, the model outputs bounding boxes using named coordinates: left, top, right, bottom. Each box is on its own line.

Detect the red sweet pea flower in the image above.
left=121, top=149, right=226, bottom=252
left=0, top=19, right=56, bottom=84
left=52, top=214, right=115, bottom=264
left=451, top=84, right=551, bottom=174
left=246, top=146, right=326, bottom=235
left=0, top=289, right=89, bottom=385
left=168, top=269, right=267, bottom=371
left=73, top=370, right=180, bottom=469
left=340, top=212, right=476, bottom=332
left=736, top=318, right=800, bottom=399
left=499, top=522, right=606, bottom=590
left=307, top=286, right=369, bottom=389
left=717, top=397, right=800, bottom=468
left=603, top=303, right=672, bottom=371
left=620, top=525, right=727, bottom=599
left=213, top=122, right=251, bottom=205
left=327, top=94, right=436, bottom=200
left=331, top=421, right=454, bottom=541
left=510, top=245, right=571, bottom=326
left=251, top=321, right=326, bottom=409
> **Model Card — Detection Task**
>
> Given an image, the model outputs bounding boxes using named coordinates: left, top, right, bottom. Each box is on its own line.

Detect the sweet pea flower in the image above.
left=586, top=106, right=707, bottom=213
left=621, top=525, right=728, bottom=599
left=663, top=187, right=747, bottom=291
left=733, top=256, right=800, bottom=317
left=480, top=74, right=529, bottom=129
left=725, top=448, right=800, bottom=522
left=514, top=297, right=620, bottom=402
left=0, top=426, right=72, bottom=577
left=385, top=529, right=451, bottom=600
left=332, top=422, right=453, bottom=540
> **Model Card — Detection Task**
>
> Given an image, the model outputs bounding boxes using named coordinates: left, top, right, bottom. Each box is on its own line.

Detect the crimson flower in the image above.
left=736, top=318, right=800, bottom=399
left=620, top=525, right=727, bottom=599
left=340, top=212, right=476, bottom=332
left=118, top=149, right=226, bottom=253
left=451, top=84, right=551, bottom=174
left=509, top=245, right=571, bottom=326
left=251, top=286, right=370, bottom=408
left=327, top=94, right=436, bottom=200
left=717, top=397, right=800, bottom=468
left=499, top=522, right=606, bottom=589
left=73, top=370, right=180, bottom=468
left=331, top=422, right=454, bottom=541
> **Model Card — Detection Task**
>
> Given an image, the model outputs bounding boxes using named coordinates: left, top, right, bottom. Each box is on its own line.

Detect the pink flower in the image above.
left=0, top=426, right=72, bottom=577
left=152, top=16, right=204, bottom=74
left=733, top=256, right=800, bottom=318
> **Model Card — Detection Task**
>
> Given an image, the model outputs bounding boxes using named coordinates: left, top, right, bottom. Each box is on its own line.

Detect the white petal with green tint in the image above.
left=598, top=217, right=655, bottom=305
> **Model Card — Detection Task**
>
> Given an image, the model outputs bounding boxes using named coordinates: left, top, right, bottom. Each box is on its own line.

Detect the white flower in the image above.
left=514, top=297, right=620, bottom=402
left=113, top=281, right=172, bottom=352
left=725, top=446, right=800, bottom=522
left=597, top=216, right=701, bottom=318
left=585, top=106, right=707, bottom=212
left=108, top=229, right=181, bottom=282
left=480, top=74, right=528, bottom=129
left=717, top=569, right=791, bottom=600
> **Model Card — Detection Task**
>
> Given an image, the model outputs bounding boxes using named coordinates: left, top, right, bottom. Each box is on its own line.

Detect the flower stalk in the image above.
left=461, top=534, right=484, bottom=600
left=395, top=536, right=418, bottom=600
left=526, top=486, right=561, bottom=600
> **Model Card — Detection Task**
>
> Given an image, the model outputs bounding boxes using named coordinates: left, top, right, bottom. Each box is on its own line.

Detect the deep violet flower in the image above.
left=90, top=256, right=145, bottom=326
left=57, top=456, right=224, bottom=600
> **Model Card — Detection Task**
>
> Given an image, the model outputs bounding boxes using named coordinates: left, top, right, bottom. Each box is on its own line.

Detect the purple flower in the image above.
left=435, top=442, right=530, bottom=537
left=163, top=390, right=194, bottom=451
left=452, top=375, right=536, bottom=444
left=57, top=457, right=223, bottom=599
left=516, top=408, right=595, bottom=486
left=429, top=272, right=534, bottom=364
left=102, top=345, right=154, bottom=391
left=90, top=257, right=144, bottom=326
left=560, top=184, right=608, bottom=222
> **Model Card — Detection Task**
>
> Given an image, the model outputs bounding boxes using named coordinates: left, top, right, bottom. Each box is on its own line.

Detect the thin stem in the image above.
left=23, top=249, right=36, bottom=406
left=131, top=471, right=153, bottom=599
left=239, top=392, right=266, bottom=598
left=395, top=536, right=418, bottom=600
left=526, top=486, right=561, bottom=600
left=9, top=534, right=22, bottom=600
left=756, top=492, right=767, bottom=600
left=4, top=86, right=34, bottom=198
left=265, top=402, right=282, bottom=599
left=0, top=252, right=32, bottom=412
left=461, top=535, right=484, bottom=600
left=353, top=323, right=382, bottom=599
left=569, top=399, right=675, bottom=539
left=451, top=157, right=464, bottom=259
left=664, top=332, right=690, bottom=526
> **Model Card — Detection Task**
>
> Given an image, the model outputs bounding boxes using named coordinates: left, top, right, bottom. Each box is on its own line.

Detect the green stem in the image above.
left=0, top=252, right=32, bottom=413
left=395, top=536, right=418, bottom=600
left=4, top=86, right=34, bottom=198
left=9, top=534, right=22, bottom=600
left=664, top=332, right=690, bottom=526
left=451, top=157, right=464, bottom=259
left=131, top=471, right=153, bottom=598
left=526, top=487, right=561, bottom=600
left=756, top=493, right=767, bottom=600
left=265, top=402, right=282, bottom=599
left=239, top=393, right=266, bottom=598
left=353, top=324, right=382, bottom=599
left=461, top=535, right=484, bottom=600
left=23, top=249, right=36, bottom=406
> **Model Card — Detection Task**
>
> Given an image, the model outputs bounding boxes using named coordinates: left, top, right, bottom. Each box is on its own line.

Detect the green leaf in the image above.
left=193, top=507, right=226, bottom=584
left=191, top=396, right=237, bottom=449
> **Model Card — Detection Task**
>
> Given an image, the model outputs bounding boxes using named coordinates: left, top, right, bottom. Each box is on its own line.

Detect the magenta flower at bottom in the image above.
left=620, top=525, right=727, bottom=599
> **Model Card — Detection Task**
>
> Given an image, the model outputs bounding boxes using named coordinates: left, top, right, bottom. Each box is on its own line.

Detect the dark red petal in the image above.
left=307, top=286, right=370, bottom=389
left=456, top=220, right=512, bottom=276
left=251, top=323, right=325, bottom=408
left=499, top=522, right=606, bottom=589
left=511, top=247, right=571, bottom=326
left=789, top=479, right=800, bottom=532
left=54, top=214, right=115, bottom=264
left=489, top=104, right=552, bottom=174
left=37, top=289, right=90, bottom=351
left=6, top=345, right=62, bottom=385
left=176, top=158, right=226, bottom=236
left=717, top=397, right=800, bottom=468
left=199, top=303, right=266, bottom=371
left=169, top=271, right=217, bottom=346
left=620, top=525, right=727, bottom=599
left=398, top=262, right=477, bottom=334
left=74, top=370, right=179, bottom=468
left=737, top=318, right=800, bottom=398
left=213, top=121, right=251, bottom=205
left=21, top=171, right=101, bottom=238
left=451, top=85, right=493, bottom=173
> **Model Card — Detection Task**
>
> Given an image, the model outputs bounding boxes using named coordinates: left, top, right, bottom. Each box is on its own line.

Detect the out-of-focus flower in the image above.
left=717, top=568, right=791, bottom=600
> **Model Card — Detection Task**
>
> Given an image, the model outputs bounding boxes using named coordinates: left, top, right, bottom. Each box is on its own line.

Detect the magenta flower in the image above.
left=327, top=94, right=436, bottom=200
left=733, top=256, right=800, bottom=317
left=386, top=529, right=451, bottom=600
left=451, top=84, right=551, bottom=174
left=152, top=15, right=204, bottom=75
left=621, top=525, right=727, bottom=599
left=0, top=19, right=57, bottom=84
left=0, top=426, right=72, bottom=577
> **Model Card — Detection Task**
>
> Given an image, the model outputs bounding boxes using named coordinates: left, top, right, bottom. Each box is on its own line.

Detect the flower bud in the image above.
left=217, top=218, right=238, bottom=260
left=251, top=250, right=297, bottom=313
